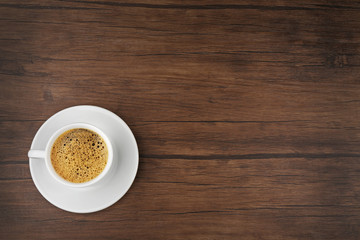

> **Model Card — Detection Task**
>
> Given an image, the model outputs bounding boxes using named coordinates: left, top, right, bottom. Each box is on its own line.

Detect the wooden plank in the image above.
left=0, top=78, right=360, bottom=122
left=1, top=121, right=360, bottom=162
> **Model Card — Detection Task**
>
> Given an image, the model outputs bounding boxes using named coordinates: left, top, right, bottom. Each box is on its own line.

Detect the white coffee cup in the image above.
left=28, top=123, right=113, bottom=188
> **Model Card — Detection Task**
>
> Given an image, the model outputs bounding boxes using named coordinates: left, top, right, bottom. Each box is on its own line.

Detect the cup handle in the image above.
left=28, top=150, right=46, bottom=159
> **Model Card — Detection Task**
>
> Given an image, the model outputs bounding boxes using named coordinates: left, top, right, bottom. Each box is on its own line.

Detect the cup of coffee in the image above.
left=28, top=123, right=113, bottom=188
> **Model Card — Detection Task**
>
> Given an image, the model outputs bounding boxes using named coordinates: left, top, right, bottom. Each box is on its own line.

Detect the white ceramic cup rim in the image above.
left=34, top=123, right=113, bottom=188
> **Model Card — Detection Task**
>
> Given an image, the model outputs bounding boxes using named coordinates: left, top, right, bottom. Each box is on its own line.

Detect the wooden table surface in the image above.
left=1, top=0, right=360, bottom=239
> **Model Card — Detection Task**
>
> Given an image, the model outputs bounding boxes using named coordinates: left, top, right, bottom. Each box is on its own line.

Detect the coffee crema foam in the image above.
left=51, top=128, right=108, bottom=183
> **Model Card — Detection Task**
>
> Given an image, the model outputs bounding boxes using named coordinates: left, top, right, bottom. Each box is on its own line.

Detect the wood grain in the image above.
left=1, top=0, right=360, bottom=239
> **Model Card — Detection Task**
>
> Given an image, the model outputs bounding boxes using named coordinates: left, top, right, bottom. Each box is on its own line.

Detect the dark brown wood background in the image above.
left=1, top=0, right=360, bottom=239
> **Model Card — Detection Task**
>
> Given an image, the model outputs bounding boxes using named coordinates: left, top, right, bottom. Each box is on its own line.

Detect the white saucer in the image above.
left=29, top=105, right=139, bottom=213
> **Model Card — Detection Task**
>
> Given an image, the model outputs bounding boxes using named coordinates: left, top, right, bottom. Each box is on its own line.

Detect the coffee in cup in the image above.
left=51, top=128, right=108, bottom=183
